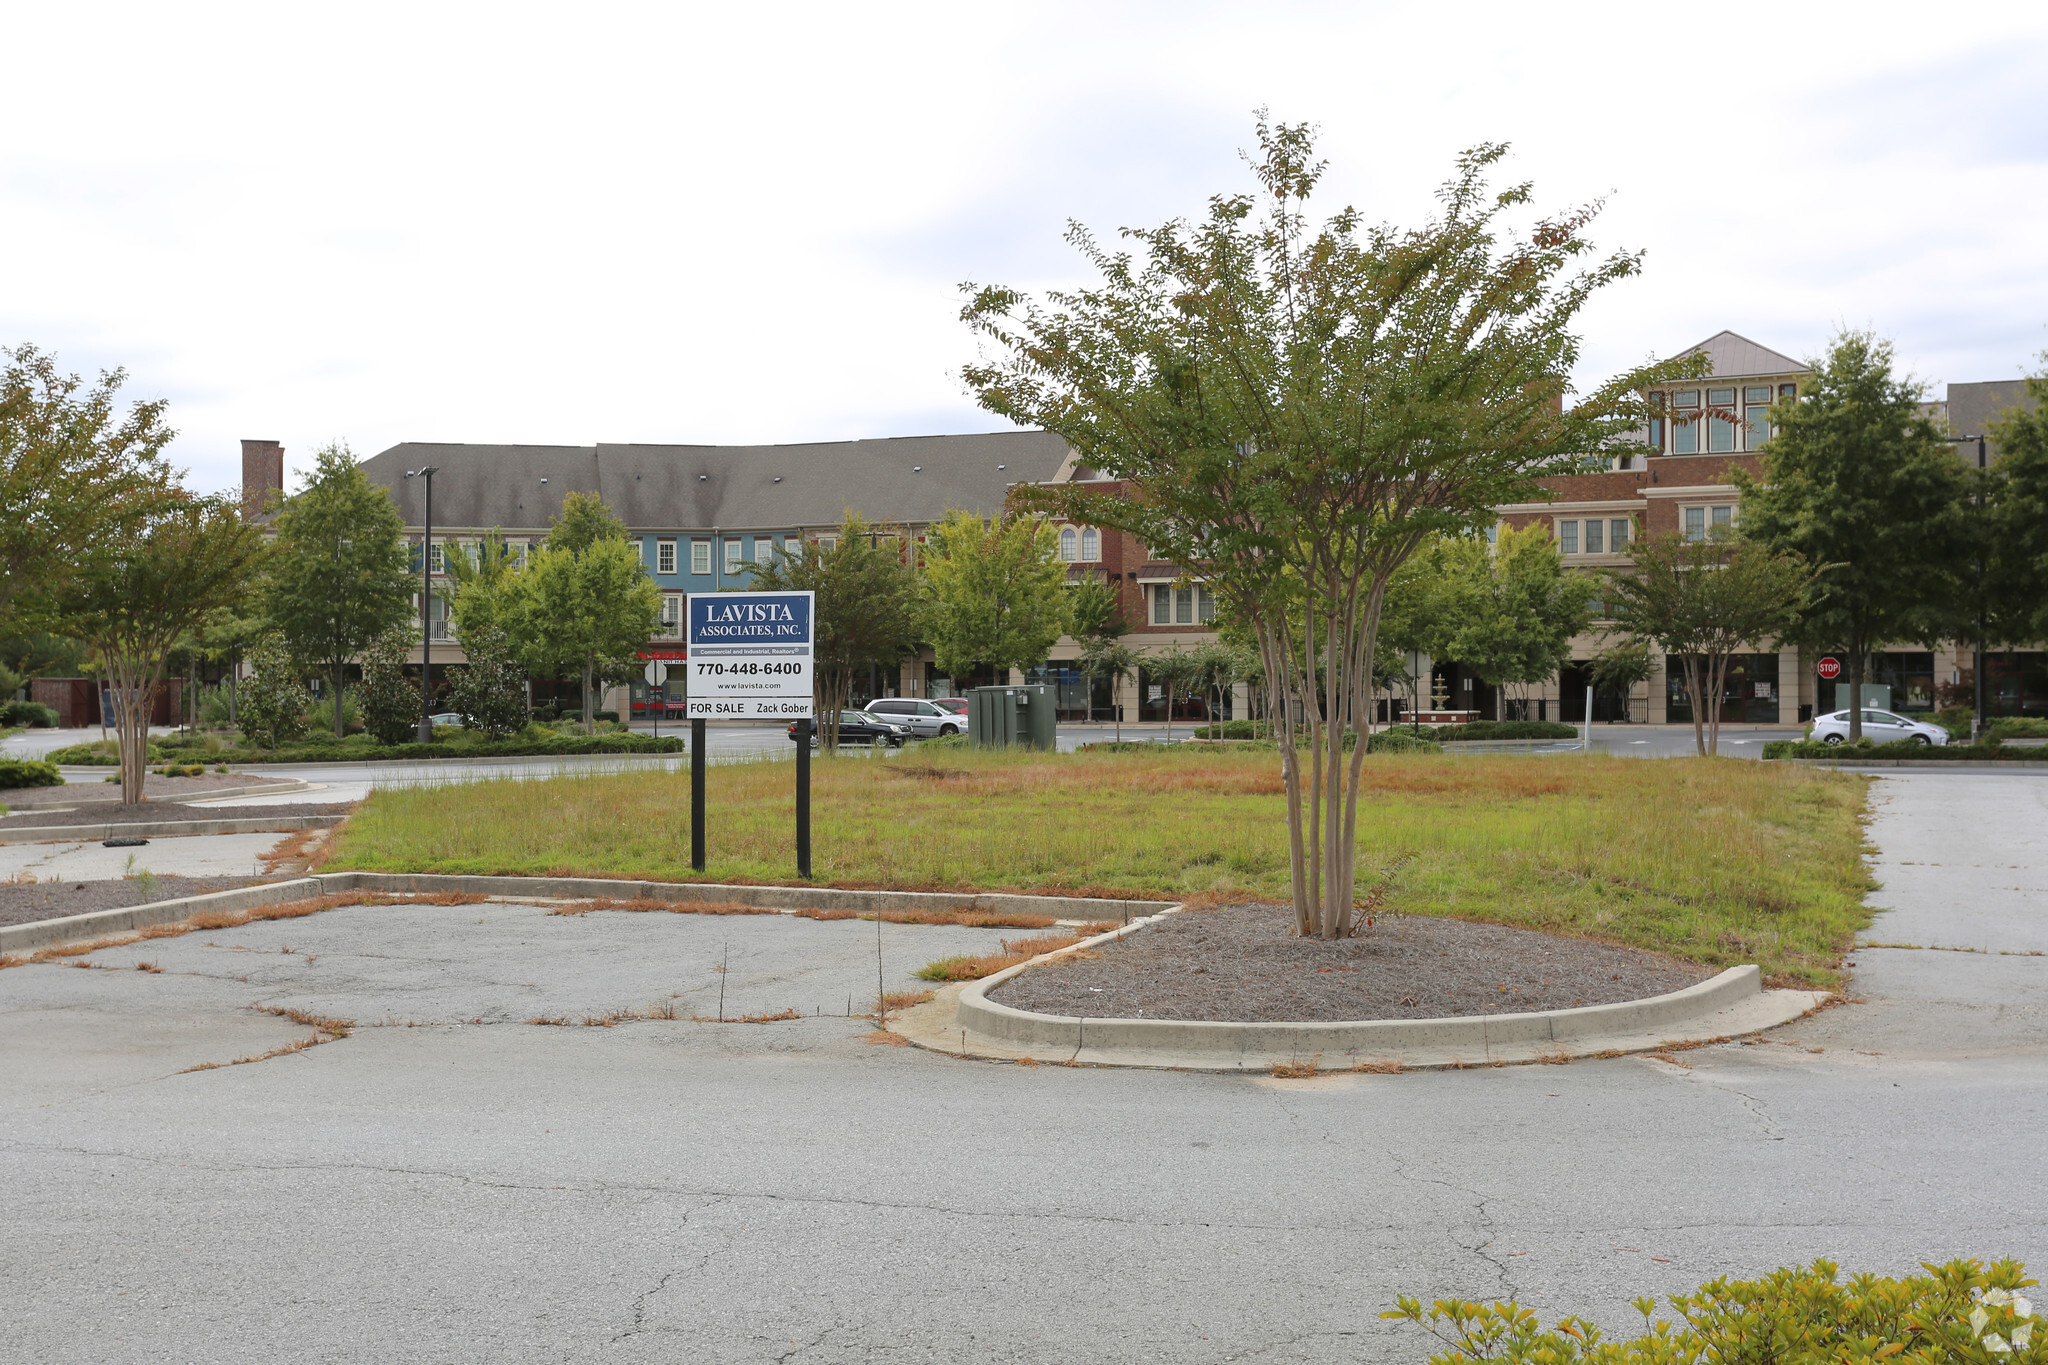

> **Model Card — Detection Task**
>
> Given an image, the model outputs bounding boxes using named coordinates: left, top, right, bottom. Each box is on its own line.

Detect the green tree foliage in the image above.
left=1076, top=637, right=1140, bottom=740
left=968, top=118, right=1692, bottom=936
left=357, top=623, right=422, bottom=745
left=445, top=621, right=528, bottom=740
left=49, top=491, right=271, bottom=802
left=0, top=345, right=175, bottom=628
left=1733, top=331, right=1965, bottom=742
left=1604, top=532, right=1817, bottom=756
left=1588, top=638, right=1655, bottom=722
left=1066, top=576, right=1129, bottom=642
left=444, top=530, right=525, bottom=649
left=261, top=443, right=416, bottom=738
left=238, top=632, right=313, bottom=752
left=922, top=510, right=1071, bottom=681
left=503, top=498, right=660, bottom=735
left=748, top=515, right=919, bottom=752
left=1982, top=362, right=2048, bottom=648
left=1144, top=647, right=1205, bottom=742
left=1436, top=524, right=1595, bottom=717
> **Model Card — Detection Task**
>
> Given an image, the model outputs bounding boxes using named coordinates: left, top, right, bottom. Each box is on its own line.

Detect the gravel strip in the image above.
left=0, top=773, right=300, bottom=808
left=987, top=903, right=1712, bottom=1022
left=0, top=875, right=285, bottom=930
left=0, top=801, right=357, bottom=831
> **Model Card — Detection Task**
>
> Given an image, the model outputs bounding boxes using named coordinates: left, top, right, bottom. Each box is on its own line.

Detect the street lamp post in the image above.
left=404, top=466, right=440, bottom=741
left=1946, top=435, right=1987, bottom=741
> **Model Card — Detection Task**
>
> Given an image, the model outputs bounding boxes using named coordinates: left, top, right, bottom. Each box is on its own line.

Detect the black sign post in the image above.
left=795, top=718, right=812, bottom=878
left=685, top=591, right=816, bottom=881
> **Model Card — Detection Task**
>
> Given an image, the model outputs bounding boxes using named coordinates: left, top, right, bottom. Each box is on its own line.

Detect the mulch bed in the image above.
left=0, top=801, right=357, bottom=831
left=0, top=772, right=300, bottom=809
left=0, top=875, right=282, bottom=930
left=986, top=903, right=1712, bottom=1022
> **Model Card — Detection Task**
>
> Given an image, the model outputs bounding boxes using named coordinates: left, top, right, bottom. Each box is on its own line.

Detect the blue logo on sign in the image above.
left=689, top=593, right=813, bottom=646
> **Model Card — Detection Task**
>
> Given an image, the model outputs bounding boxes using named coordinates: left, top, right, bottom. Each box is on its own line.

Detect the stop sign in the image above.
left=1816, top=656, right=1841, bottom=680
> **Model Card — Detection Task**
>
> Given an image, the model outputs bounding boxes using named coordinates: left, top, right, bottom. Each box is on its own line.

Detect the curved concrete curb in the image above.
left=0, top=869, right=1171, bottom=955
left=0, top=813, right=342, bottom=846
left=43, top=777, right=313, bottom=800
left=888, top=917, right=1830, bottom=1071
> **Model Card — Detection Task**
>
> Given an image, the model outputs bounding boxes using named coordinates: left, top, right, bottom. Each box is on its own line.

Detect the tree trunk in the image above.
left=583, top=662, right=596, bottom=735
left=333, top=661, right=347, bottom=739
left=1684, top=654, right=1708, bottom=757
left=227, top=655, right=239, bottom=727
left=1704, top=653, right=1729, bottom=757
left=1846, top=647, right=1863, bottom=743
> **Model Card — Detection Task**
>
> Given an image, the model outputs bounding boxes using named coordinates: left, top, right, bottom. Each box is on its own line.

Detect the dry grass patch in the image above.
left=914, top=928, right=1108, bottom=983
left=1271, top=1056, right=1323, bottom=1078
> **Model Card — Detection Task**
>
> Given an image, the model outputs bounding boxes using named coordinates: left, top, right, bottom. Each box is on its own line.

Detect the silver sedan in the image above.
left=1809, top=709, right=1950, bottom=746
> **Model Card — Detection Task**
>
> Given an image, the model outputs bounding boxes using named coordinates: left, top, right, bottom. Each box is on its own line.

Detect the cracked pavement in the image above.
left=3, top=771, right=2046, bottom=1363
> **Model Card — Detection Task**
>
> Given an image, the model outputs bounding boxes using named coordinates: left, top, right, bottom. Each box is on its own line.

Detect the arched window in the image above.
left=1059, top=526, right=1077, bottom=562
left=1080, top=527, right=1100, bottom=561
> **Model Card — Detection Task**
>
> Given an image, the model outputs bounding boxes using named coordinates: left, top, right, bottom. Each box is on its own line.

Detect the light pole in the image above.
left=404, top=466, right=440, bottom=741
left=330, top=535, right=352, bottom=738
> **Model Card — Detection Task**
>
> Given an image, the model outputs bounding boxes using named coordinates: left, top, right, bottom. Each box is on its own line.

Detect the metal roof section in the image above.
left=361, top=429, right=1070, bottom=533
left=1672, top=330, right=1809, bottom=380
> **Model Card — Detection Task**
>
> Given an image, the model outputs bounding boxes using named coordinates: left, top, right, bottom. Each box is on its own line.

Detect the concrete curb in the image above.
left=1775, top=759, right=2048, bottom=771
left=884, top=917, right=1830, bottom=1071
left=42, top=778, right=313, bottom=800
left=0, top=869, right=1172, bottom=955
left=218, top=752, right=686, bottom=773
left=0, top=814, right=344, bottom=846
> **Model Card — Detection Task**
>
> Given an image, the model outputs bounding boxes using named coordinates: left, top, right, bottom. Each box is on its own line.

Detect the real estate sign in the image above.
left=685, top=591, right=814, bottom=719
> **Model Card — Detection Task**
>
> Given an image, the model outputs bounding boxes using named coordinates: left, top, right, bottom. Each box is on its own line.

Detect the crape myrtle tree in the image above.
left=1602, top=531, right=1817, bottom=756
left=1732, top=331, right=1965, bottom=743
left=53, top=492, right=271, bottom=801
left=502, top=494, right=661, bottom=735
left=1076, top=636, right=1139, bottom=739
left=0, top=346, right=175, bottom=630
left=967, top=117, right=1691, bottom=937
left=261, top=443, right=416, bottom=739
left=1589, top=637, right=1655, bottom=723
left=921, top=509, right=1072, bottom=686
left=748, top=514, right=919, bottom=752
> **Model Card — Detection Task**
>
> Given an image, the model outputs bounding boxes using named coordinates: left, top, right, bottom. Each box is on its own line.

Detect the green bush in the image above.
left=1936, top=705, right=1979, bottom=740
left=0, top=700, right=60, bottom=728
left=1386, top=1257, right=2042, bottom=1365
left=1193, top=719, right=1274, bottom=740
left=918, top=733, right=969, bottom=750
left=0, top=758, right=63, bottom=789
left=1763, top=738, right=2025, bottom=761
left=45, top=739, right=166, bottom=766
left=1433, top=720, right=1580, bottom=742
left=198, top=684, right=234, bottom=725
left=1367, top=729, right=1442, bottom=754
left=1990, top=716, right=2048, bottom=739
left=307, top=693, right=363, bottom=737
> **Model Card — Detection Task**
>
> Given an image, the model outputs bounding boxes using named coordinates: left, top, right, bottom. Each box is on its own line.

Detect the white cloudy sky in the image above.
left=5, top=1, right=2045, bottom=494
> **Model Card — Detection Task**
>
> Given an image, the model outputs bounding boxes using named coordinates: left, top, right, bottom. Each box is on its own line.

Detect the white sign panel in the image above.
left=685, top=591, right=814, bottom=719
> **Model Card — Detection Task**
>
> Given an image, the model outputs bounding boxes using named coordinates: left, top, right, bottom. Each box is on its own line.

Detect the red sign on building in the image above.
left=1816, top=656, right=1841, bottom=680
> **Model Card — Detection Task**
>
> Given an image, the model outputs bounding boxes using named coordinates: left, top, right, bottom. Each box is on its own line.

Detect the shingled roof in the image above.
left=360, top=430, right=1072, bottom=533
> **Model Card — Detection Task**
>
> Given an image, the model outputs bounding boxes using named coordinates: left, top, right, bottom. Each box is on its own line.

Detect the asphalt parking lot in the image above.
left=3, top=771, right=2045, bottom=1364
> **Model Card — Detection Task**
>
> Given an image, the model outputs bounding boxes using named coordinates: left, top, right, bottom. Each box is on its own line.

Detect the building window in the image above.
left=1779, top=382, right=1798, bottom=401
left=691, top=540, right=710, bottom=575
left=1558, top=520, right=1579, bottom=555
left=1671, top=390, right=1700, bottom=454
left=724, top=539, right=741, bottom=573
left=1743, top=386, right=1773, bottom=450
left=754, top=538, right=772, bottom=566
left=1713, top=504, right=1734, bottom=531
left=1081, top=527, right=1100, bottom=562
left=659, top=594, right=682, bottom=639
left=507, top=539, right=527, bottom=568
left=817, top=535, right=837, bottom=554
left=1610, top=518, right=1631, bottom=552
left=1684, top=506, right=1706, bottom=541
left=1175, top=586, right=1194, bottom=624
left=657, top=539, right=677, bottom=575
left=1706, top=388, right=1738, bottom=452
left=1647, top=408, right=1665, bottom=454
left=1059, top=526, right=1077, bottom=562
left=1198, top=585, right=1215, bottom=623
left=428, top=542, right=445, bottom=575
left=1584, top=518, right=1604, bottom=554
left=1151, top=585, right=1171, bottom=625
left=784, top=536, right=801, bottom=558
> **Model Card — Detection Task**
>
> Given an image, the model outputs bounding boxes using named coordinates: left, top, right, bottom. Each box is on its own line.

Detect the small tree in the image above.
left=748, top=515, right=919, bottom=752
left=502, top=498, right=660, bottom=734
left=445, top=622, right=528, bottom=739
left=1077, top=637, right=1139, bottom=740
left=1733, top=331, right=1965, bottom=742
left=237, top=633, right=313, bottom=753
left=1982, top=362, right=2048, bottom=654
left=1067, top=576, right=1130, bottom=642
left=357, top=623, right=421, bottom=745
left=922, top=510, right=1071, bottom=683
left=261, top=442, right=416, bottom=738
left=445, top=530, right=524, bottom=648
left=1146, top=647, right=1204, bottom=742
left=1589, top=638, right=1655, bottom=723
left=1604, top=532, right=1816, bottom=755
left=52, top=493, right=270, bottom=801
left=1437, top=524, right=1595, bottom=719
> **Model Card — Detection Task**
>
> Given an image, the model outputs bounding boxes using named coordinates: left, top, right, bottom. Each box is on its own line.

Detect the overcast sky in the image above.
left=6, top=1, right=2045, bottom=495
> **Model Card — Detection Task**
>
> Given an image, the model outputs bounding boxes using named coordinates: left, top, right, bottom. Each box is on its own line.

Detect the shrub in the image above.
left=595, top=710, right=620, bottom=724
left=1763, top=738, right=2023, bottom=761
left=45, top=739, right=165, bottom=766
left=0, top=700, right=60, bottom=728
left=198, top=684, right=234, bottom=725
left=1936, top=705, right=1979, bottom=740
left=238, top=633, right=312, bottom=750
left=307, top=692, right=363, bottom=737
left=919, top=733, right=969, bottom=750
left=1193, top=719, right=1273, bottom=740
left=1990, top=716, right=2048, bottom=739
left=1385, top=1257, right=2042, bottom=1365
left=0, top=758, right=63, bottom=789
left=1367, top=729, right=1442, bottom=754
left=358, top=623, right=421, bottom=746
left=445, top=623, right=529, bottom=740
left=1433, top=720, right=1579, bottom=742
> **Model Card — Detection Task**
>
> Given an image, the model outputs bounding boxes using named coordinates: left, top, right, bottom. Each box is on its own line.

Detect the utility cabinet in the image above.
left=968, top=684, right=1056, bottom=750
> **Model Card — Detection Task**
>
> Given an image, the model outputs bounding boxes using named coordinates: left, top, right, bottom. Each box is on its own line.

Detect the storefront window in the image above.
left=1666, top=653, right=1781, bottom=723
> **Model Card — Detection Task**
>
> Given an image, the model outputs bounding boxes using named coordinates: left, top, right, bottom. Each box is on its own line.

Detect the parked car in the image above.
left=1809, top=709, right=1950, bottom=746
left=428, top=712, right=465, bottom=728
left=931, top=697, right=970, bottom=724
left=788, top=711, right=909, bottom=748
left=866, top=697, right=966, bottom=737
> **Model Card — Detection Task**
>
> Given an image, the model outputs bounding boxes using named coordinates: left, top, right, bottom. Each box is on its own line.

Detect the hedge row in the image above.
left=0, top=758, right=63, bottom=789
left=48, top=733, right=684, bottom=766
left=1763, top=738, right=2040, bottom=761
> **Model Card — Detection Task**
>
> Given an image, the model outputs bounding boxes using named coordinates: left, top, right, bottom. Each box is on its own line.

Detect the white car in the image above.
left=1809, top=709, right=1949, bottom=746
left=864, top=698, right=966, bottom=738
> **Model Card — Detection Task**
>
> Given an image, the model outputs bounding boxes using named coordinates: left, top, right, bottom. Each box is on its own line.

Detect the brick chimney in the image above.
left=241, top=440, right=284, bottom=518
